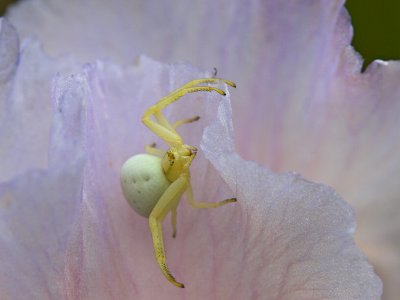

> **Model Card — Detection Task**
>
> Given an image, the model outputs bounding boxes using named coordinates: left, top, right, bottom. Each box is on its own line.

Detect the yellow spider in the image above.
left=120, top=78, right=237, bottom=288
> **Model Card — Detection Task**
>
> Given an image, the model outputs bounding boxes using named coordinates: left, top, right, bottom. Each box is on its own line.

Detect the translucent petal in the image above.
left=3, top=0, right=391, bottom=297
left=1, top=54, right=381, bottom=298
left=8, top=2, right=397, bottom=296
left=0, top=18, right=79, bottom=181
left=0, top=71, right=87, bottom=299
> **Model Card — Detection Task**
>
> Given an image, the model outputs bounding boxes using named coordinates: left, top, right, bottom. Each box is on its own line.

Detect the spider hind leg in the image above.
left=186, top=182, right=237, bottom=209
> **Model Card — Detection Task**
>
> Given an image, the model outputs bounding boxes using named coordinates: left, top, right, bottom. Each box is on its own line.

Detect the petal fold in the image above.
left=201, top=96, right=382, bottom=299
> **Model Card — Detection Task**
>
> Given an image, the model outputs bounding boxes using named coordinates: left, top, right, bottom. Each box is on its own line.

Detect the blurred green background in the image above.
left=345, top=0, right=400, bottom=68
left=1, top=0, right=399, bottom=68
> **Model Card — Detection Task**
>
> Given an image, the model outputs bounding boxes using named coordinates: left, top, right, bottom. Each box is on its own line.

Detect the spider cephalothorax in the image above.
left=120, top=78, right=237, bottom=288
left=162, top=144, right=197, bottom=181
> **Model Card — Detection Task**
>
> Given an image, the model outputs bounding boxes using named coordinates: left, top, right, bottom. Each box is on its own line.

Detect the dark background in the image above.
left=1, top=0, right=400, bottom=69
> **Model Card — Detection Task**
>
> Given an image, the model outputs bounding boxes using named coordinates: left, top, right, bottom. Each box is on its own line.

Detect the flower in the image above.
left=0, top=0, right=390, bottom=298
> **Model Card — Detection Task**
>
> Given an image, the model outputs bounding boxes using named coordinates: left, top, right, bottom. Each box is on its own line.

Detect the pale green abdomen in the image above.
left=120, top=154, right=171, bottom=217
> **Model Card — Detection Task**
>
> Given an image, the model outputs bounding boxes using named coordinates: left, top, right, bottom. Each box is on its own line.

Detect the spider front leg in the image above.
left=145, top=143, right=165, bottom=157
left=172, top=115, right=200, bottom=129
left=149, top=174, right=189, bottom=288
left=142, top=85, right=228, bottom=146
left=176, top=77, right=236, bottom=91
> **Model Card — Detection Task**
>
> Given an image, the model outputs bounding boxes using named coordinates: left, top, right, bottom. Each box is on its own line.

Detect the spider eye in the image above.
left=167, top=152, right=175, bottom=166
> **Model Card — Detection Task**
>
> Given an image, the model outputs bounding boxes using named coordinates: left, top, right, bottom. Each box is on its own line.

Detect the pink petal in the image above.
left=61, top=59, right=383, bottom=298
left=2, top=51, right=381, bottom=299
left=0, top=71, right=87, bottom=298
left=202, top=96, right=382, bottom=299
left=8, top=1, right=397, bottom=297
left=0, top=18, right=78, bottom=181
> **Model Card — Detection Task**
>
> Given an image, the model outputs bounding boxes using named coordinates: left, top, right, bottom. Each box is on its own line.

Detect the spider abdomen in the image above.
left=120, top=153, right=171, bottom=217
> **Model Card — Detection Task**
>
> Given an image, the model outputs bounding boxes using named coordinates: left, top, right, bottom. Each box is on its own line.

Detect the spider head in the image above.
left=162, top=144, right=197, bottom=181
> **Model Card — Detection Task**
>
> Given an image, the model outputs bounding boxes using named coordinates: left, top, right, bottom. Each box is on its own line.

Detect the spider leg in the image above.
left=155, top=108, right=200, bottom=132
left=171, top=204, right=178, bottom=238
left=154, top=111, right=177, bottom=133
left=173, top=116, right=200, bottom=129
left=186, top=181, right=237, bottom=209
left=149, top=174, right=189, bottom=288
left=142, top=86, right=226, bottom=146
left=165, top=77, right=236, bottom=129
left=177, top=78, right=236, bottom=90
left=145, top=143, right=165, bottom=157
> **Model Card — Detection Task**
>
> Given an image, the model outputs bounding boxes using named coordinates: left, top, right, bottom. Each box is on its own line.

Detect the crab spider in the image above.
left=120, top=78, right=237, bottom=288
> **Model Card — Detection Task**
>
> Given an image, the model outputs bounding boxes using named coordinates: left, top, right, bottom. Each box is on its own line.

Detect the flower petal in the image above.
left=0, top=18, right=78, bottom=181
left=58, top=58, right=237, bottom=299
left=201, top=94, right=382, bottom=299
left=4, top=0, right=390, bottom=297
left=2, top=56, right=378, bottom=299
left=0, top=18, right=18, bottom=87
left=0, top=70, right=87, bottom=299
left=8, top=1, right=397, bottom=296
